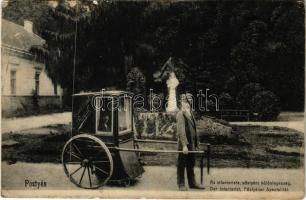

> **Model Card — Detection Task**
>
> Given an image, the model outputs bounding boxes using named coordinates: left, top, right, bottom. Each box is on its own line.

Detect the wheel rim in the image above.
left=62, top=134, right=113, bottom=189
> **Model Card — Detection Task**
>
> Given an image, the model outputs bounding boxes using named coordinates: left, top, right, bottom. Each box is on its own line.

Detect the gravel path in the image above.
left=230, top=121, right=304, bottom=133
left=1, top=112, right=71, bottom=133
left=2, top=162, right=304, bottom=198
left=2, top=111, right=304, bottom=134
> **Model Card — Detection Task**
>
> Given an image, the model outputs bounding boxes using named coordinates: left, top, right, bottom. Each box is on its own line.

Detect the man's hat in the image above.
left=180, top=93, right=193, bottom=105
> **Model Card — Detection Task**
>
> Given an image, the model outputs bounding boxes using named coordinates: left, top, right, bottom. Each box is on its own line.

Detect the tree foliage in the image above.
left=3, top=0, right=304, bottom=112
left=3, top=0, right=51, bottom=34
left=126, top=67, right=146, bottom=95
left=251, top=91, right=280, bottom=121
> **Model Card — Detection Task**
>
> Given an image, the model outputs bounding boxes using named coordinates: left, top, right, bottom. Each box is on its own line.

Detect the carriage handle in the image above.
left=133, top=138, right=210, bottom=176
left=134, top=138, right=210, bottom=146
left=109, top=142, right=211, bottom=184
left=110, top=147, right=206, bottom=154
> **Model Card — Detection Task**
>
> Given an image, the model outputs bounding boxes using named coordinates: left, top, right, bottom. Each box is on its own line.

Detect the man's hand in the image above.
left=183, top=146, right=188, bottom=154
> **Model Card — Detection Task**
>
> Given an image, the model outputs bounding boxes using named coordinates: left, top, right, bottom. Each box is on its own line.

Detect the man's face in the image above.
left=103, top=115, right=109, bottom=123
left=181, top=101, right=191, bottom=111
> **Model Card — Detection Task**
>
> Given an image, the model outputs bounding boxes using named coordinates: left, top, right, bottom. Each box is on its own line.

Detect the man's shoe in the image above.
left=189, top=183, right=205, bottom=189
left=178, top=185, right=188, bottom=191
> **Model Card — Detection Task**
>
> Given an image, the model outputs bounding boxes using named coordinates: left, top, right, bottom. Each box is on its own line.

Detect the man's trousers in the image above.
left=177, top=153, right=196, bottom=186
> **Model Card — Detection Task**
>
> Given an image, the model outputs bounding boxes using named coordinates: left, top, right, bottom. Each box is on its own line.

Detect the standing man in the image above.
left=176, top=93, right=204, bottom=191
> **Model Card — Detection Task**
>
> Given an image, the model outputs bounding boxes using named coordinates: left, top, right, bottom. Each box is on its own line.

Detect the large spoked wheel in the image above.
left=62, top=134, right=113, bottom=189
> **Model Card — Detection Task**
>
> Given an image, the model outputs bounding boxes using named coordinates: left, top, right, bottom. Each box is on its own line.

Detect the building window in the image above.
left=54, top=82, right=58, bottom=95
left=35, top=71, right=40, bottom=95
left=10, top=70, right=16, bottom=95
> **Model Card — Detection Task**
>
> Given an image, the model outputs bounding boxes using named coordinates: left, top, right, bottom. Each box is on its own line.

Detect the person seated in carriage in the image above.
left=99, top=114, right=111, bottom=132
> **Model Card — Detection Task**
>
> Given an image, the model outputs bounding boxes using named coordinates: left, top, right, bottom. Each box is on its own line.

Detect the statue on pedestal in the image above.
left=166, top=72, right=179, bottom=112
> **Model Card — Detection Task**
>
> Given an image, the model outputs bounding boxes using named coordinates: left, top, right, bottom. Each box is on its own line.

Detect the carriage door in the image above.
left=118, top=96, right=132, bottom=135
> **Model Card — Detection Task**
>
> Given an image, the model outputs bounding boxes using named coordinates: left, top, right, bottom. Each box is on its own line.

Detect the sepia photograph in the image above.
left=1, top=0, right=305, bottom=198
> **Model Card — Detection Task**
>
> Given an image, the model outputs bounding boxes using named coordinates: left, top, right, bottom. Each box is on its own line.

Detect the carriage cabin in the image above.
left=72, top=91, right=134, bottom=146
left=71, top=91, right=144, bottom=184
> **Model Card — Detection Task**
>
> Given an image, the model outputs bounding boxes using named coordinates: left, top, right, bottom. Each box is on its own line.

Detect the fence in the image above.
left=220, top=109, right=250, bottom=121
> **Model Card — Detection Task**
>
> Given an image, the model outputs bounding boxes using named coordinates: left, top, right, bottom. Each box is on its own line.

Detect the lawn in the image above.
left=2, top=124, right=304, bottom=168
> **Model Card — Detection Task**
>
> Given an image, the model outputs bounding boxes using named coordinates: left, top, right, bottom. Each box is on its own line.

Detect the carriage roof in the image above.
left=73, top=90, right=133, bottom=97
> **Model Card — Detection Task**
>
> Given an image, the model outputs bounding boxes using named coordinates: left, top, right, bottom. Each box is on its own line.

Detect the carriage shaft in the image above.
left=134, top=139, right=210, bottom=147
left=111, top=147, right=205, bottom=154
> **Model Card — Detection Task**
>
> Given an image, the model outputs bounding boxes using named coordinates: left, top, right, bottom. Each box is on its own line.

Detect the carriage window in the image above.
left=96, top=97, right=113, bottom=134
left=118, top=97, right=132, bottom=134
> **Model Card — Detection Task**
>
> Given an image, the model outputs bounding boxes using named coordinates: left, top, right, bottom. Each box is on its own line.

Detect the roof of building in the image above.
left=2, top=19, right=45, bottom=51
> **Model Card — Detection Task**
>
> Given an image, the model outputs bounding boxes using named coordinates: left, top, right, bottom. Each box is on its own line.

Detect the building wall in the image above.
left=1, top=50, right=63, bottom=117
left=2, top=95, right=62, bottom=117
left=1, top=51, right=63, bottom=96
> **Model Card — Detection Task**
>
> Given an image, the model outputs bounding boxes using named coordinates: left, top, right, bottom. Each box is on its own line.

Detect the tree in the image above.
left=236, top=83, right=265, bottom=110
left=126, top=67, right=146, bottom=95
left=266, top=1, right=304, bottom=110
left=219, top=93, right=235, bottom=109
left=250, top=91, right=280, bottom=120
left=4, top=1, right=303, bottom=113
left=3, top=0, right=52, bottom=35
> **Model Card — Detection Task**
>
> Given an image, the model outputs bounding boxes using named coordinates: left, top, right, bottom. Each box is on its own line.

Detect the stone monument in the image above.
left=166, top=72, right=179, bottom=112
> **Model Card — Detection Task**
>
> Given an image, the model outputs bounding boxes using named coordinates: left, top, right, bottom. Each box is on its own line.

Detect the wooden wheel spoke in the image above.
left=89, top=151, right=108, bottom=158
left=92, top=160, right=110, bottom=163
left=87, top=167, right=92, bottom=187
left=79, top=167, right=86, bottom=185
left=95, top=166, right=109, bottom=175
left=66, top=151, right=82, bottom=160
left=66, top=161, right=81, bottom=164
left=72, top=143, right=83, bottom=156
left=70, top=166, right=82, bottom=177
left=62, top=134, right=113, bottom=189
left=90, top=156, right=108, bottom=160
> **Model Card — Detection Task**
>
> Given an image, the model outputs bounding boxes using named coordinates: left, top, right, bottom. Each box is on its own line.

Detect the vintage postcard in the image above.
left=1, top=0, right=305, bottom=199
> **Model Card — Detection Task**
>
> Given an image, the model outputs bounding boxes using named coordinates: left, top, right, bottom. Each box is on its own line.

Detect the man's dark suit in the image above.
left=176, top=110, right=200, bottom=187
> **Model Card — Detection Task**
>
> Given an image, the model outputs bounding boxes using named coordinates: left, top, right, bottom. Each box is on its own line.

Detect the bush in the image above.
left=219, top=92, right=235, bottom=109
left=202, top=115, right=231, bottom=127
left=126, top=67, right=146, bottom=95
left=31, top=89, right=40, bottom=114
left=197, top=117, right=232, bottom=137
left=236, top=83, right=264, bottom=109
left=250, top=91, right=280, bottom=121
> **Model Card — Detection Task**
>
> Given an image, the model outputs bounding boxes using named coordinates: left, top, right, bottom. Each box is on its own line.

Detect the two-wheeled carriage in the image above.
left=62, top=91, right=210, bottom=189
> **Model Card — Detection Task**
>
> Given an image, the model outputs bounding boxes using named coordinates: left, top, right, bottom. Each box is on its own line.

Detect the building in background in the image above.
left=1, top=19, right=63, bottom=117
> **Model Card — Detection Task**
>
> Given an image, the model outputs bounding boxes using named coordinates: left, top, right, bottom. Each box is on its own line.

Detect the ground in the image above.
left=2, top=123, right=304, bottom=168
left=2, top=162, right=304, bottom=194
left=2, top=112, right=71, bottom=133
left=1, top=112, right=304, bottom=195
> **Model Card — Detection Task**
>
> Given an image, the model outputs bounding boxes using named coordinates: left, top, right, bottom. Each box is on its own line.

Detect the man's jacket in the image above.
left=176, top=110, right=200, bottom=151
